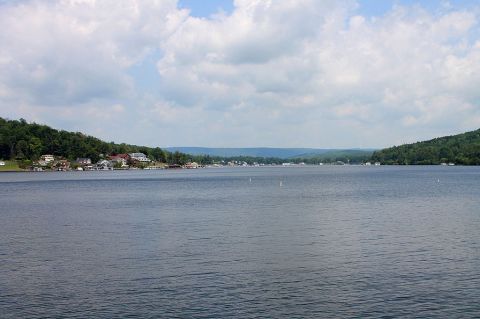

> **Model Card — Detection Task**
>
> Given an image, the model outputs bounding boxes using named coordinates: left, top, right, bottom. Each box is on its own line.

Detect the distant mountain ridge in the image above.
left=166, top=147, right=374, bottom=159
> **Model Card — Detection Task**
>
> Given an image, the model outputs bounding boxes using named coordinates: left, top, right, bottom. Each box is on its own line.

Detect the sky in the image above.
left=1, top=0, right=480, bottom=148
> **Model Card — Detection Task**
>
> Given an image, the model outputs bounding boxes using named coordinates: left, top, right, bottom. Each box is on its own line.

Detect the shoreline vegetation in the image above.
left=0, top=117, right=479, bottom=171
left=0, top=117, right=372, bottom=171
left=371, top=128, right=480, bottom=165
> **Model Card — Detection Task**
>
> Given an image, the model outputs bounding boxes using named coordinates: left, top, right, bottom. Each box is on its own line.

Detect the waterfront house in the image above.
left=76, top=158, right=92, bottom=165
left=40, top=154, right=55, bottom=163
left=108, top=154, right=130, bottom=167
left=129, top=153, right=150, bottom=162
left=95, top=160, right=113, bottom=170
left=109, top=158, right=128, bottom=167
left=184, top=162, right=199, bottom=169
left=0, top=161, right=5, bottom=166
left=109, top=153, right=130, bottom=160
left=54, top=160, right=71, bottom=171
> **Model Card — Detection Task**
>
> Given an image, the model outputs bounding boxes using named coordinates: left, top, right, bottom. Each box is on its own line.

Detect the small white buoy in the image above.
left=279, top=180, right=283, bottom=187
left=249, top=177, right=252, bottom=183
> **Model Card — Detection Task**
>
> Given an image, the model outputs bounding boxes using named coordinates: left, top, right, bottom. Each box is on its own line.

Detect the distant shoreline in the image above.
left=0, top=163, right=476, bottom=174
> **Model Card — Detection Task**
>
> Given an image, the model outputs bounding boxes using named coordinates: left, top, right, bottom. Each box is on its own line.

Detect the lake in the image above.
left=1, top=166, right=480, bottom=318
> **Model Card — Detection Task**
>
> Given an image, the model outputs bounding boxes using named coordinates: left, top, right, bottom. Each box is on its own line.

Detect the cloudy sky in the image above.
left=1, top=0, right=480, bottom=148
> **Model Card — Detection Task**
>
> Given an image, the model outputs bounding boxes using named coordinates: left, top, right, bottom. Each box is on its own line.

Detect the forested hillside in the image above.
left=0, top=117, right=172, bottom=163
left=371, top=129, right=480, bottom=165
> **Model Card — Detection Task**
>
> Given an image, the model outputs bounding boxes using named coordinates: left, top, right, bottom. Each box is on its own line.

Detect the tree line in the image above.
left=0, top=117, right=287, bottom=165
left=5, top=117, right=432, bottom=166
left=371, top=129, right=480, bottom=165
left=0, top=117, right=169, bottom=163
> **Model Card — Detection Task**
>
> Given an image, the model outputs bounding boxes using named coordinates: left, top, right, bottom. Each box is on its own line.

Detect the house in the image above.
left=129, top=153, right=150, bottom=162
left=40, top=154, right=55, bottom=163
left=0, top=161, right=5, bottom=166
left=95, top=160, right=113, bottom=170
left=109, top=154, right=130, bottom=167
left=109, top=158, right=128, bottom=167
left=184, top=162, right=199, bottom=169
left=54, top=160, right=71, bottom=171
left=109, top=153, right=130, bottom=160
left=76, top=158, right=92, bottom=165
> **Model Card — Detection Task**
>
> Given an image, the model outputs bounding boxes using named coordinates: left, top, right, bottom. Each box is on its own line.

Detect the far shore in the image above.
left=0, top=163, right=471, bottom=173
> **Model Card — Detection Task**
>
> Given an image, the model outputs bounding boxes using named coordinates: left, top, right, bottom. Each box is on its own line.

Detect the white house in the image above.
left=129, top=153, right=150, bottom=162
left=184, top=162, right=199, bottom=169
left=109, top=157, right=128, bottom=167
left=76, top=158, right=92, bottom=165
left=40, top=154, right=55, bottom=163
left=0, top=161, right=5, bottom=166
left=95, top=160, right=113, bottom=170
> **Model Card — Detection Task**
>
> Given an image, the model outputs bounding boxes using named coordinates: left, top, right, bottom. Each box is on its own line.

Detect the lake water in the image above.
left=1, top=166, right=480, bottom=318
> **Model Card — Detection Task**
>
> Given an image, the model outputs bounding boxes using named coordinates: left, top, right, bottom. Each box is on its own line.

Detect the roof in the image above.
left=129, top=153, right=147, bottom=158
left=110, top=153, right=129, bottom=159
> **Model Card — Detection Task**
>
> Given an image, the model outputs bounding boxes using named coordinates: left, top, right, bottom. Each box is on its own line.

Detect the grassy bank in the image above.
left=0, top=161, right=25, bottom=172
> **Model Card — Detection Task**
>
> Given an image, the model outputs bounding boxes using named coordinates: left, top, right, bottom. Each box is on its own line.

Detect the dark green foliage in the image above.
left=0, top=117, right=175, bottom=162
left=294, top=150, right=373, bottom=164
left=371, top=129, right=480, bottom=165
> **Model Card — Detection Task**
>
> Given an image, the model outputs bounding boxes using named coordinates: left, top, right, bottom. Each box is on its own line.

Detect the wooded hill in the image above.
left=371, top=129, right=480, bottom=165
left=0, top=117, right=181, bottom=164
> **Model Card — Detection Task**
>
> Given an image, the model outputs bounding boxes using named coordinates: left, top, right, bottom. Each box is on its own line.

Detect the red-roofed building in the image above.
left=108, top=154, right=130, bottom=167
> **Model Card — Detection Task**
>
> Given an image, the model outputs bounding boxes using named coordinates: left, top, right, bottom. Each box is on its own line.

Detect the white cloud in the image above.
left=1, top=0, right=480, bottom=147
left=0, top=0, right=186, bottom=106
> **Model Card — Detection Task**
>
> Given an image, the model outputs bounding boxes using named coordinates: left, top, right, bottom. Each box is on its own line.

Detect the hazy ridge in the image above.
left=166, top=147, right=374, bottom=159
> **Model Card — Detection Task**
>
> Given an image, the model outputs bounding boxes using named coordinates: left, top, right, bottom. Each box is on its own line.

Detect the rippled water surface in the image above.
left=1, top=166, right=480, bottom=318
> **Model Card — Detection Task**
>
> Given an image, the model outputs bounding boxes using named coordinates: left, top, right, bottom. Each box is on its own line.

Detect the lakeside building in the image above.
left=184, top=162, right=199, bottom=169
left=54, top=160, right=70, bottom=171
left=76, top=158, right=92, bottom=165
left=37, top=154, right=56, bottom=167
left=40, top=154, right=55, bottom=163
left=129, top=153, right=150, bottom=162
left=109, top=153, right=129, bottom=160
left=109, top=154, right=129, bottom=167
left=95, top=160, right=113, bottom=170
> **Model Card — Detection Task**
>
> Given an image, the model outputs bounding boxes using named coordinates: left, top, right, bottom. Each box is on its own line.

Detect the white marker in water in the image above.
left=280, top=180, right=283, bottom=187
